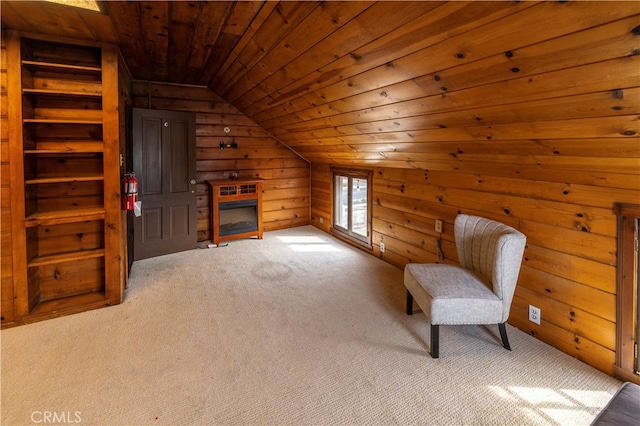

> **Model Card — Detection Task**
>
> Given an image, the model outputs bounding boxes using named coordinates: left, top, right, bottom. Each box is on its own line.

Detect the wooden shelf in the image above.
left=27, top=291, right=108, bottom=319
left=23, top=88, right=102, bottom=98
left=25, top=149, right=103, bottom=155
left=22, top=59, right=101, bottom=74
left=24, top=141, right=104, bottom=154
left=25, top=207, right=105, bottom=227
left=28, top=248, right=105, bottom=268
left=25, top=174, right=104, bottom=184
left=23, top=118, right=103, bottom=124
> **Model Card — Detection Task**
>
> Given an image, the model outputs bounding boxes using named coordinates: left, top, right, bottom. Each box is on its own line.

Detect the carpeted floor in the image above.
left=1, top=225, right=621, bottom=425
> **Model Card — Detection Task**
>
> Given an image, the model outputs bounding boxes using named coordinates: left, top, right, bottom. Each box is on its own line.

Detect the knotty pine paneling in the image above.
left=132, top=82, right=310, bottom=242
left=310, top=160, right=637, bottom=376
left=250, top=3, right=638, bottom=124
left=0, top=32, right=14, bottom=326
left=249, top=3, right=639, bottom=175
left=235, top=1, right=528, bottom=113
left=101, top=1, right=266, bottom=84
left=0, top=1, right=119, bottom=44
left=2, top=0, right=638, bottom=376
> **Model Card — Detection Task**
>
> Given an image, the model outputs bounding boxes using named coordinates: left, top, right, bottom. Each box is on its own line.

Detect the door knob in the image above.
left=190, top=179, right=196, bottom=184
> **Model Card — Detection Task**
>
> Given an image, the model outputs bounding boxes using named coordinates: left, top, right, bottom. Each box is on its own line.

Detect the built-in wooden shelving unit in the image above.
left=6, top=31, right=123, bottom=324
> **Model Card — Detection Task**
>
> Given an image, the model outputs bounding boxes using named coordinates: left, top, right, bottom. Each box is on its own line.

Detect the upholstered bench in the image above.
left=404, top=214, right=526, bottom=358
left=590, top=382, right=640, bottom=425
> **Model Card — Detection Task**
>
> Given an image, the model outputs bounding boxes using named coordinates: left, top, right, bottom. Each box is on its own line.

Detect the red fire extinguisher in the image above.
left=121, top=172, right=138, bottom=211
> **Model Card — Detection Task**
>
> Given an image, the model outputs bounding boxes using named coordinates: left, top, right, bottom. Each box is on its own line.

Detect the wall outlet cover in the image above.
left=529, top=305, right=541, bottom=325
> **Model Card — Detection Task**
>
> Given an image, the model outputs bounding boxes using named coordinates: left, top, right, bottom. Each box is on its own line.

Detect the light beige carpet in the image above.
left=1, top=225, right=621, bottom=425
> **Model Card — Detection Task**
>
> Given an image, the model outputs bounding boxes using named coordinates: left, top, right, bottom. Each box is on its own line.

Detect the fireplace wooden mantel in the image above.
left=208, top=178, right=264, bottom=246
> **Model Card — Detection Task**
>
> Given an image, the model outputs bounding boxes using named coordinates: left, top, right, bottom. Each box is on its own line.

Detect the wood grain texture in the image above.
left=311, top=156, right=634, bottom=375
left=2, top=0, right=639, bottom=378
left=4, top=33, right=125, bottom=327
left=0, top=32, right=14, bottom=325
left=6, top=31, right=28, bottom=321
left=131, top=82, right=309, bottom=241
left=101, top=44, right=123, bottom=304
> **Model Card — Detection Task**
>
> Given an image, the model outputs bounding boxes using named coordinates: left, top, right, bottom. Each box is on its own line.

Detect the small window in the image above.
left=332, top=169, right=371, bottom=246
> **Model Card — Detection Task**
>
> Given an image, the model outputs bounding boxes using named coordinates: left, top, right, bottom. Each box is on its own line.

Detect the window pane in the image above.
left=335, top=175, right=349, bottom=229
left=332, top=170, right=370, bottom=245
left=352, top=177, right=367, bottom=237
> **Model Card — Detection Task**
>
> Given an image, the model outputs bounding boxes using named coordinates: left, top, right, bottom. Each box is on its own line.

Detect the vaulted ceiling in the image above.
left=2, top=1, right=639, bottom=169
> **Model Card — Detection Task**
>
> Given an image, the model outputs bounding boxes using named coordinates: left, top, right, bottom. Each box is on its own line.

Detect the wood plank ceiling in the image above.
left=2, top=0, right=639, bottom=170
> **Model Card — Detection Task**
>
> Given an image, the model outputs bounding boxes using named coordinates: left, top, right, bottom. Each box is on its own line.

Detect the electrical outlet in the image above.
left=435, top=219, right=443, bottom=233
left=319, top=217, right=324, bottom=224
left=529, top=305, right=541, bottom=325
left=380, top=241, right=385, bottom=253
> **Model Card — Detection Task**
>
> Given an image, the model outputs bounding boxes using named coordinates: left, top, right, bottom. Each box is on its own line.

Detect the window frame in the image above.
left=331, top=168, right=372, bottom=249
left=613, top=202, right=640, bottom=385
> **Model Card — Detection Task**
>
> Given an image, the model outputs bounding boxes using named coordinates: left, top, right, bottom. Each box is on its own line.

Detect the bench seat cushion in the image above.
left=404, top=263, right=502, bottom=325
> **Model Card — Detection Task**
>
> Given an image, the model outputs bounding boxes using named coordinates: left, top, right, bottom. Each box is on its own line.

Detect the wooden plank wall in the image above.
left=289, top=3, right=640, bottom=377
left=0, top=31, right=14, bottom=326
left=131, top=82, right=310, bottom=242
left=305, top=4, right=640, bottom=377
left=311, top=152, right=638, bottom=376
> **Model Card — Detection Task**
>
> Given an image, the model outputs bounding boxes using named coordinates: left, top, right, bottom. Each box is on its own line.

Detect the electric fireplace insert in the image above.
left=208, top=178, right=264, bottom=245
